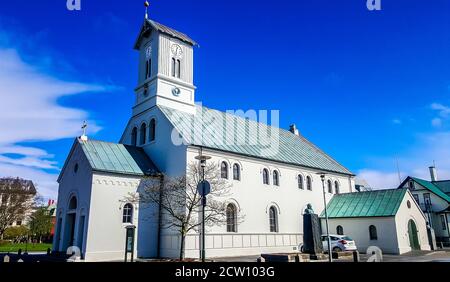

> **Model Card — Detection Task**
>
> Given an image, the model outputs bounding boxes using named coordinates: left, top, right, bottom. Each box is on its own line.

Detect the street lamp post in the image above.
left=195, top=152, right=211, bottom=262
left=318, top=172, right=332, bottom=262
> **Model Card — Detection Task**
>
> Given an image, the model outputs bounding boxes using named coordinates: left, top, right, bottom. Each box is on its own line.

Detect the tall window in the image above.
left=263, top=169, right=269, bottom=185
left=273, top=171, right=280, bottom=186
left=369, top=225, right=378, bottom=240
left=149, top=118, right=156, bottom=142
left=221, top=162, right=228, bottom=179
left=306, top=176, right=312, bottom=191
left=336, top=225, right=344, bottom=235
left=412, top=194, right=420, bottom=205
left=176, top=59, right=181, bottom=78
left=327, top=180, right=333, bottom=193
left=131, top=127, right=138, bottom=146
left=298, top=175, right=304, bottom=189
left=335, top=181, right=340, bottom=194
left=69, top=196, right=77, bottom=211
left=233, top=164, right=240, bottom=181
left=226, top=204, right=237, bottom=232
left=171, top=58, right=176, bottom=77
left=123, top=203, right=133, bottom=224
left=441, top=215, right=447, bottom=231
left=172, top=58, right=181, bottom=78
left=269, top=206, right=278, bottom=232
left=145, top=59, right=152, bottom=79
left=140, top=123, right=147, bottom=145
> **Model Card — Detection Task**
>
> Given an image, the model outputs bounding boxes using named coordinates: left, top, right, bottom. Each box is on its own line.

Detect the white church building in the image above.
left=53, top=14, right=356, bottom=262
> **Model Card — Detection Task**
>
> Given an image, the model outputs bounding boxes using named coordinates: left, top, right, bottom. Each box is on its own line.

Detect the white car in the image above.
left=321, top=234, right=357, bottom=252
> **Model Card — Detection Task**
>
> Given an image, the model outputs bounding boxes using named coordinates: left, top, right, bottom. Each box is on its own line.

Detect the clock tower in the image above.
left=133, top=18, right=197, bottom=115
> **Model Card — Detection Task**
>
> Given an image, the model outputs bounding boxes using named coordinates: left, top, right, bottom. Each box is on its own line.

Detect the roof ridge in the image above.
left=192, top=105, right=352, bottom=174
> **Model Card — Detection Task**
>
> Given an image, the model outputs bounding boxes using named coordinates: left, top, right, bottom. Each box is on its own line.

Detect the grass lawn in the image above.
left=0, top=243, right=52, bottom=253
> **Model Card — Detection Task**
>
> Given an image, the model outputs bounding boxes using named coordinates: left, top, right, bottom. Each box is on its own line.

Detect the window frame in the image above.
left=123, top=203, right=133, bottom=224
left=221, top=162, right=229, bottom=179
left=226, top=203, right=237, bottom=232
left=269, top=206, right=278, bottom=233
left=149, top=118, right=156, bottom=142
left=273, top=170, right=280, bottom=186
left=263, top=169, right=270, bottom=185
left=298, top=174, right=304, bottom=189
left=369, top=225, right=378, bottom=240
left=306, top=176, right=312, bottom=191
left=140, top=123, right=147, bottom=145
left=233, top=164, right=240, bottom=181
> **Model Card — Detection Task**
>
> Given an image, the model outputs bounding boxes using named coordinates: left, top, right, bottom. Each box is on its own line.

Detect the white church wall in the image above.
left=84, top=173, right=160, bottom=262
left=323, top=217, right=399, bottom=254
left=394, top=191, right=431, bottom=253
left=54, top=142, right=93, bottom=258
left=159, top=146, right=354, bottom=259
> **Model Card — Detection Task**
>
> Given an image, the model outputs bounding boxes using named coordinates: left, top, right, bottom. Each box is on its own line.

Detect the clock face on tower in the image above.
left=171, top=44, right=183, bottom=58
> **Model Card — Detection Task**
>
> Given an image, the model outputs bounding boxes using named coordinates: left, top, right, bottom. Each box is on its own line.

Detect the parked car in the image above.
left=321, top=234, right=357, bottom=252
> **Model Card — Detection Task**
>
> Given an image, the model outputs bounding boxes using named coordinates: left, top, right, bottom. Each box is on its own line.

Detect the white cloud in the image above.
left=432, top=118, right=442, bottom=128
left=392, top=119, right=402, bottom=125
left=431, top=103, right=450, bottom=118
left=0, top=47, right=112, bottom=199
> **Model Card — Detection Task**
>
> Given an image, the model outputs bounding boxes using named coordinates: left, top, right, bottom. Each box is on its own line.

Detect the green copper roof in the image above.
left=79, top=139, right=159, bottom=176
left=410, top=177, right=450, bottom=203
left=321, top=189, right=407, bottom=218
left=159, top=105, right=353, bottom=175
left=433, top=180, right=450, bottom=195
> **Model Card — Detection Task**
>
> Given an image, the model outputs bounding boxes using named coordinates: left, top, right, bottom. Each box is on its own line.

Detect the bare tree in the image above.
left=126, top=162, right=243, bottom=260
left=0, top=177, right=37, bottom=239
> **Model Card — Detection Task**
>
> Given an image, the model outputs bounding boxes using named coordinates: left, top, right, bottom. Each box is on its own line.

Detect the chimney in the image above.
left=289, top=124, right=300, bottom=136
left=429, top=166, right=438, bottom=182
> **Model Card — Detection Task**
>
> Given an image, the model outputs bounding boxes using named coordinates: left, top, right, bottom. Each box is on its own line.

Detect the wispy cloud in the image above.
left=0, top=39, right=114, bottom=199
left=357, top=132, right=450, bottom=189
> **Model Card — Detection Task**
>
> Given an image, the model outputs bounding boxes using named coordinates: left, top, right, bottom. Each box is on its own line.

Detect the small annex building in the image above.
left=320, top=188, right=431, bottom=254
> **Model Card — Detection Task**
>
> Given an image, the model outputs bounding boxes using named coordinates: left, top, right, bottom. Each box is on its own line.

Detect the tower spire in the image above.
left=144, top=1, right=150, bottom=19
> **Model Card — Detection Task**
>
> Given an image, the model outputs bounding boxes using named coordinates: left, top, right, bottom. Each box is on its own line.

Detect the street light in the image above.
left=317, top=172, right=332, bottom=262
left=195, top=153, right=211, bottom=262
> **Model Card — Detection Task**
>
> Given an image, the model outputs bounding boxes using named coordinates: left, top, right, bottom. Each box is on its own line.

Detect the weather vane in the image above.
left=145, top=1, right=150, bottom=19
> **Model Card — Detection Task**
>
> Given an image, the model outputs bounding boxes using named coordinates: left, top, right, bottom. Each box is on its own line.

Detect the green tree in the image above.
left=4, top=225, right=29, bottom=242
left=29, top=207, right=52, bottom=243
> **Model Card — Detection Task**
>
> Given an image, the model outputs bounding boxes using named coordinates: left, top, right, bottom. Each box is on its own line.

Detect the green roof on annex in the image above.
left=320, top=189, right=408, bottom=218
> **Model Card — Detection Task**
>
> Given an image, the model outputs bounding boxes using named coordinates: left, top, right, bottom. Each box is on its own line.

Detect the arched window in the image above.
left=176, top=59, right=181, bottom=78
left=226, top=203, right=237, bottom=232
left=335, top=181, right=340, bottom=194
left=306, top=176, right=312, bottom=191
left=149, top=118, right=156, bottom=142
left=269, top=206, right=278, bottom=232
left=233, top=164, right=240, bottom=181
left=369, top=225, right=378, bottom=240
left=123, top=204, right=133, bottom=224
left=298, top=175, right=304, bottom=189
left=145, top=58, right=152, bottom=79
left=131, top=127, right=138, bottom=146
left=69, top=196, right=77, bottom=210
left=140, top=123, right=147, bottom=145
left=171, top=58, right=176, bottom=77
left=327, top=180, right=333, bottom=193
left=337, top=225, right=344, bottom=235
left=273, top=171, right=280, bottom=186
left=221, top=162, right=228, bottom=179
left=263, top=169, right=269, bottom=185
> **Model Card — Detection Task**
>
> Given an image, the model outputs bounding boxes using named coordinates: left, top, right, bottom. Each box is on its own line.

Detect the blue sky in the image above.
left=0, top=0, right=449, bottom=199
